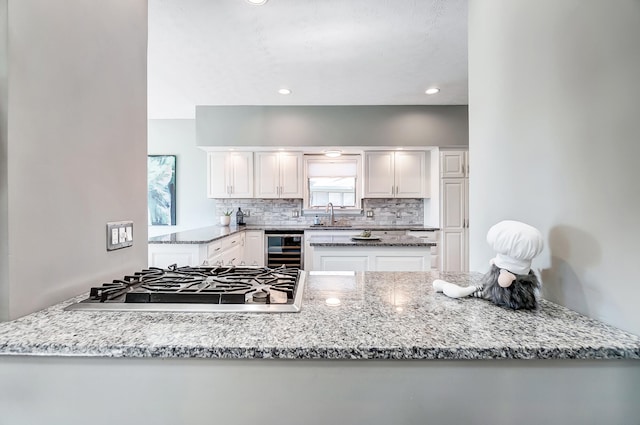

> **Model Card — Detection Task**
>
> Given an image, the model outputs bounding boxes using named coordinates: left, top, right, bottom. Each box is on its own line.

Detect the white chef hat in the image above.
left=487, top=220, right=544, bottom=275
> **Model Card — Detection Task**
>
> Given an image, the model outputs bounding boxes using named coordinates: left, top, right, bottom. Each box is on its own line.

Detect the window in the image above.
left=309, top=177, right=356, bottom=207
left=304, top=155, right=362, bottom=212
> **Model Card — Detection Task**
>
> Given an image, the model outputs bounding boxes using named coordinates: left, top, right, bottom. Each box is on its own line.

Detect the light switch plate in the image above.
left=366, top=210, right=374, bottom=218
left=107, top=221, right=134, bottom=251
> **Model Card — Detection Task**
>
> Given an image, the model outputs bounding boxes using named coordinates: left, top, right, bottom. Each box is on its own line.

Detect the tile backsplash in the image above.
left=215, top=198, right=424, bottom=226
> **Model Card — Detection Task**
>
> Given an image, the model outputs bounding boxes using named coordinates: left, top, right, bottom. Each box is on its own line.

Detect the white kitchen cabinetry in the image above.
left=207, top=152, right=253, bottom=198
left=306, top=230, right=430, bottom=272
left=364, top=151, right=427, bottom=198
left=208, top=233, right=244, bottom=266
left=313, top=247, right=430, bottom=272
left=440, top=150, right=469, bottom=178
left=255, top=152, right=303, bottom=198
left=304, top=230, right=361, bottom=270
left=243, top=230, right=265, bottom=266
left=440, top=150, right=469, bottom=271
left=406, top=230, right=440, bottom=270
left=148, top=232, right=246, bottom=268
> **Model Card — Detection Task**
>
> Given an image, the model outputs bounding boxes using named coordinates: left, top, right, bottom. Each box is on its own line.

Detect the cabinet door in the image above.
left=364, top=152, right=394, bottom=198
left=374, top=255, right=428, bottom=271
left=441, top=150, right=467, bottom=178
left=207, top=153, right=230, bottom=198
left=442, top=229, right=466, bottom=272
left=278, top=153, right=303, bottom=198
left=394, top=151, right=425, bottom=198
left=315, top=255, right=369, bottom=272
left=222, top=243, right=243, bottom=266
left=254, top=152, right=280, bottom=198
left=228, top=152, right=253, bottom=198
left=441, top=178, right=468, bottom=271
left=244, top=230, right=265, bottom=266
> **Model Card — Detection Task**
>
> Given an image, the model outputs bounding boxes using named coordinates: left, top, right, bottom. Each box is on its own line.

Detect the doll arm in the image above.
left=433, top=279, right=479, bottom=298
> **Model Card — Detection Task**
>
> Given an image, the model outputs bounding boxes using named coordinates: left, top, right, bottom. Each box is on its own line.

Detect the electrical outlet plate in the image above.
left=107, top=221, right=133, bottom=251
left=366, top=210, right=374, bottom=218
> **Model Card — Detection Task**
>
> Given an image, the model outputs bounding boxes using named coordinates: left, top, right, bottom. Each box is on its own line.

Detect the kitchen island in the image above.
left=309, top=234, right=435, bottom=271
left=1, top=271, right=639, bottom=424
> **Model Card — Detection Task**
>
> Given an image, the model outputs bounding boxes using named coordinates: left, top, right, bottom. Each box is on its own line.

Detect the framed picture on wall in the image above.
left=148, top=155, right=176, bottom=225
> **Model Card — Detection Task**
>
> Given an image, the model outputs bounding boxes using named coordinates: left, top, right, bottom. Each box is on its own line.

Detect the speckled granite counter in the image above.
left=0, top=271, right=638, bottom=359
left=149, top=225, right=439, bottom=244
left=309, top=234, right=436, bottom=247
left=148, top=225, right=244, bottom=244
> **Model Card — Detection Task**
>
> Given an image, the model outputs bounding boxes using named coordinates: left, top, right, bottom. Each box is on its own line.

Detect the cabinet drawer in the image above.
left=207, top=240, right=224, bottom=259
left=222, top=233, right=242, bottom=250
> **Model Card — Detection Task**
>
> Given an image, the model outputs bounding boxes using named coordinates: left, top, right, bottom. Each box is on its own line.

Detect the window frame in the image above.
left=302, top=154, right=363, bottom=216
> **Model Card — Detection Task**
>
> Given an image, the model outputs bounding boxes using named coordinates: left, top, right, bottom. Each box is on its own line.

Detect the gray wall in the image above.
left=469, top=0, right=640, bottom=335
left=0, top=0, right=8, bottom=321
left=1, top=357, right=639, bottom=425
left=196, top=105, right=468, bottom=147
left=0, top=0, right=148, bottom=320
left=148, top=119, right=217, bottom=237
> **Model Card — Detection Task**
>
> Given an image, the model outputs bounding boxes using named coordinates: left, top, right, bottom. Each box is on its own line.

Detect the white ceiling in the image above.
left=148, top=0, right=468, bottom=119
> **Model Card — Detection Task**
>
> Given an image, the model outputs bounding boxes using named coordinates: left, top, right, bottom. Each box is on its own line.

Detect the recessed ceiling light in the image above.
left=246, top=0, right=268, bottom=5
left=324, top=150, right=342, bottom=158
left=425, top=88, right=440, bottom=95
left=278, top=88, right=292, bottom=95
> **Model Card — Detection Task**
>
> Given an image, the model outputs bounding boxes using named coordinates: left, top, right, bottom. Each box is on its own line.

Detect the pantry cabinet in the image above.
left=207, top=151, right=253, bottom=198
left=363, top=151, right=427, bottom=198
left=255, top=152, right=303, bottom=198
left=440, top=149, right=469, bottom=271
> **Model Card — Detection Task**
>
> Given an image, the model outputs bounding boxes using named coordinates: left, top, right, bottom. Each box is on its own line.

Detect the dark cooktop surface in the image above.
left=65, top=265, right=305, bottom=313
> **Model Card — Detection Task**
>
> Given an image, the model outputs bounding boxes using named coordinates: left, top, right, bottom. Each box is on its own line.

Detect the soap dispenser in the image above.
left=236, top=207, right=245, bottom=225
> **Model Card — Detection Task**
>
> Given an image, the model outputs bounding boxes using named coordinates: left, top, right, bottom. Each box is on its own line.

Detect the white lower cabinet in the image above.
left=304, top=230, right=361, bottom=271
left=243, top=230, right=265, bottom=266
left=312, top=247, right=431, bottom=272
left=306, top=229, right=431, bottom=272
left=406, top=230, right=439, bottom=270
left=148, top=232, right=251, bottom=268
left=315, top=255, right=370, bottom=272
left=148, top=245, right=200, bottom=268
left=374, top=255, right=427, bottom=271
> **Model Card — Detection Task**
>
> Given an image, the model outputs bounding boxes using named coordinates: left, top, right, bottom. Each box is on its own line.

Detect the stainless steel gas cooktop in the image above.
left=65, top=265, right=305, bottom=313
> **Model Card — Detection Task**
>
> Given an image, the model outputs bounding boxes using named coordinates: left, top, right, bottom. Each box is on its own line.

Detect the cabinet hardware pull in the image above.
left=215, top=247, right=221, bottom=251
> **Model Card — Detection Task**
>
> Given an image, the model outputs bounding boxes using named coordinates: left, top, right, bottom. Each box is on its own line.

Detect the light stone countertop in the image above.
left=308, top=234, right=436, bottom=247
left=148, top=225, right=439, bottom=244
left=0, top=271, right=638, bottom=360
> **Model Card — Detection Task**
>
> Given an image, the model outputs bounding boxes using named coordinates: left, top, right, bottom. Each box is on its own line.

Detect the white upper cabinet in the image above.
left=364, top=151, right=426, bottom=198
left=255, top=152, right=303, bottom=199
left=440, top=150, right=469, bottom=178
left=207, top=152, right=253, bottom=198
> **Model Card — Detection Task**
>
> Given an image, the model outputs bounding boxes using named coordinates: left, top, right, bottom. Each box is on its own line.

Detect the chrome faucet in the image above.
left=326, top=202, right=335, bottom=226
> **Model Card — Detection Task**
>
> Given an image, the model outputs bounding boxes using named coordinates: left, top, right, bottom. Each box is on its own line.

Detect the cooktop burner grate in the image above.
left=67, top=265, right=305, bottom=313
